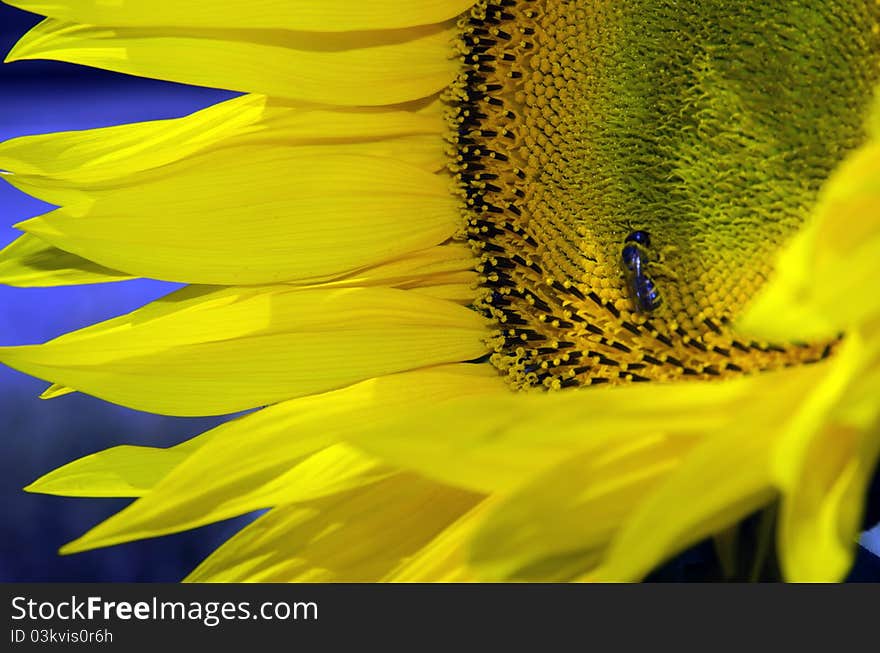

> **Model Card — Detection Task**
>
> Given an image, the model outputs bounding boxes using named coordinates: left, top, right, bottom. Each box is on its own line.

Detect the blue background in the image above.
left=0, top=3, right=877, bottom=581
left=0, top=5, right=253, bottom=581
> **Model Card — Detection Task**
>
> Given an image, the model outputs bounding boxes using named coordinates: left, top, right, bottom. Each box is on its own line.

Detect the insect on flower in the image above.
left=621, top=230, right=662, bottom=313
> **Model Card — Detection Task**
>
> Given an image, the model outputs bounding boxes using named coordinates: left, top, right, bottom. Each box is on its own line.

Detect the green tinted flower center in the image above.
left=450, top=0, right=879, bottom=389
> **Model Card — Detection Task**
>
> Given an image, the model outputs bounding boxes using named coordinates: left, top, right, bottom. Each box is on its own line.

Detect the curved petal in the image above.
left=25, top=444, right=202, bottom=498
left=0, top=286, right=491, bottom=416
left=588, top=428, right=777, bottom=582
left=385, top=500, right=495, bottom=582
left=349, top=376, right=759, bottom=494
left=469, top=434, right=699, bottom=581
left=739, top=139, right=880, bottom=342
left=0, top=234, right=131, bottom=287
left=6, top=19, right=460, bottom=105
left=62, top=443, right=392, bottom=555
left=183, top=474, right=479, bottom=583
left=0, top=93, right=267, bottom=184
left=310, top=243, right=476, bottom=292
left=6, top=1, right=476, bottom=32
left=592, top=356, right=839, bottom=582
left=776, top=335, right=880, bottom=581
left=0, top=93, right=453, bottom=286
left=33, top=365, right=504, bottom=551
left=779, top=421, right=880, bottom=582
left=0, top=93, right=446, bottom=186
left=15, top=151, right=459, bottom=285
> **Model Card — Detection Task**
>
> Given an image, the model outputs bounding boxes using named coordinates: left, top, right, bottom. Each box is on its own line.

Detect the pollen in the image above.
left=448, top=0, right=880, bottom=389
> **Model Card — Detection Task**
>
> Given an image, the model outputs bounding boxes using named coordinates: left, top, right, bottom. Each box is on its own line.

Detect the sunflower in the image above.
left=1, top=0, right=879, bottom=582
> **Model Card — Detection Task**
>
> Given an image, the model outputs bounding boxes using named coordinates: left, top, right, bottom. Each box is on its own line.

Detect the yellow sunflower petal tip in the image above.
left=57, top=529, right=109, bottom=556
left=40, top=383, right=74, bottom=400
left=22, top=478, right=60, bottom=496
left=3, top=22, right=37, bottom=64
left=3, top=36, right=19, bottom=64
left=23, top=468, right=68, bottom=496
left=12, top=217, right=39, bottom=233
left=57, top=541, right=80, bottom=557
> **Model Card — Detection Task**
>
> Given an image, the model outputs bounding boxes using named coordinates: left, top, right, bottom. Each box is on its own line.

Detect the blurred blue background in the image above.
left=0, top=3, right=877, bottom=582
left=0, top=4, right=253, bottom=581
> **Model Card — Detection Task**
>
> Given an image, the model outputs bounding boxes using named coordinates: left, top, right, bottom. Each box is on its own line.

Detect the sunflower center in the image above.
left=449, top=0, right=880, bottom=389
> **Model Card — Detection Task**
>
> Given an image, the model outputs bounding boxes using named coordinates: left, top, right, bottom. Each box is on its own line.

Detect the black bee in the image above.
left=620, top=230, right=661, bottom=313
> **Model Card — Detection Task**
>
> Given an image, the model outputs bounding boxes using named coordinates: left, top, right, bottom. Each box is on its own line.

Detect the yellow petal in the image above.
left=6, top=1, right=476, bottom=31
left=311, top=243, right=476, bottom=291
left=12, top=245, right=475, bottom=377
left=412, top=282, right=479, bottom=304
left=17, top=152, right=458, bottom=285
left=0, top=286, right=490, bottom=416
left=591, top=360, right=835, bottom=582
left=589, top=429, right=777, bottom=582
left=0, top=233, right=131, bottom=287
left=739, top=140, right=880, bottom=341
left=0, top=93, right=445, bottom=187
left=779, top=421, right=880, bottom=582
left=775, top=335, right=880, bottom=581
left=62, top=443, right=390, bottom=554
left=350, top=376, right=757, bottom=494
left=385, top=500, right=495, bottom=582
left=39, top=383, right=74, bottom=399
left=469, top=434, right=700, bottom=581
left=0, top=93, right=268, bottom=184
left=6, top=19, right=460, bottom=106
left=25, top=438, right=209, bottom=498
left=731, top=111, right=880, bottom=579
left=184, top=474, right=479, bottom=582
left=28, top=365, right=503, bottom=552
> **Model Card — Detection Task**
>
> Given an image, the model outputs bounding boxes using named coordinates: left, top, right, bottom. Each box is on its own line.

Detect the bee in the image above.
left=620, top=230, right=662, bottom=313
